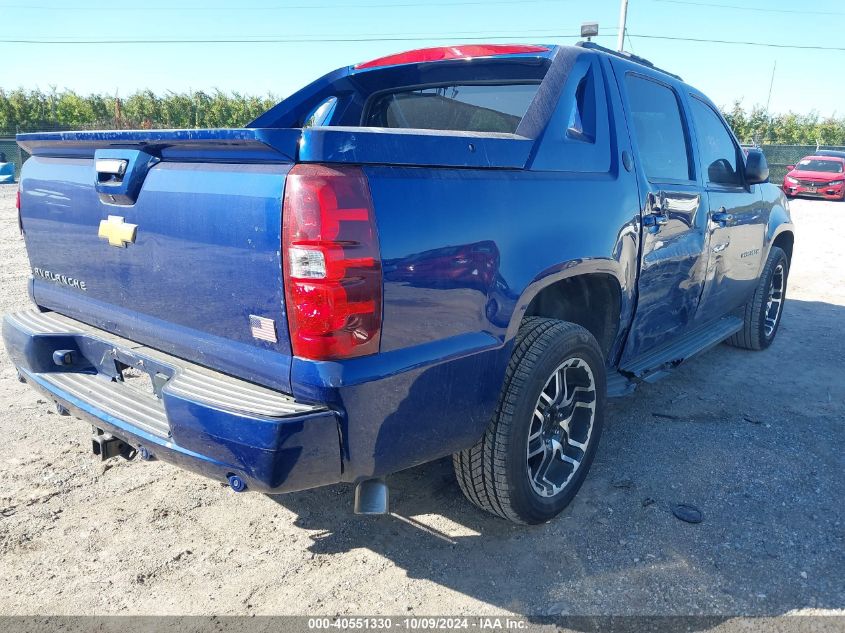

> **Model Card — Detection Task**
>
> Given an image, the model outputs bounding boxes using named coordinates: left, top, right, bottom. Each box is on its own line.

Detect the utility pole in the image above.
left=617, top=0, right=629, bottom=52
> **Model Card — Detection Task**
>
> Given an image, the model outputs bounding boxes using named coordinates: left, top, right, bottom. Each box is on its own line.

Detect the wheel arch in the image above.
left=765, top=190, right=794, bottom=265
left=771, top=229, right=794, bottom=264
left=508, top=264, right=630, bottom=362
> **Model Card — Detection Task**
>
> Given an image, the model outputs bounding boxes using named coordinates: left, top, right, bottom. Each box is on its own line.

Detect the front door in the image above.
left=686, top=95, right=767, bottom=323
left=613, top=67, right=710, bottom=363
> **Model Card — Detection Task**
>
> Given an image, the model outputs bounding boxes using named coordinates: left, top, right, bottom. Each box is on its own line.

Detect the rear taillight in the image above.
left=282, top=164, right=382, bottom=360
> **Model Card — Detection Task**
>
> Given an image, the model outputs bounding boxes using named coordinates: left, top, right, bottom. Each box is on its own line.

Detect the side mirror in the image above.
left=785, top=165, right=795, bottom=172
left=745, top=149, right=769, bottom=185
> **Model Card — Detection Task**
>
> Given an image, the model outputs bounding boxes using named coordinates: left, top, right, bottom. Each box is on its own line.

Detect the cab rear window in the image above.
left=364, top=83, right=540, bottom=133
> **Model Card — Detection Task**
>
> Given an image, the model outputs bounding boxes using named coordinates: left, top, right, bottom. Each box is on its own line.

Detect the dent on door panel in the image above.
left=624, top=191, right=708, bottom=358
left=696, top=193, right=767, bottom=323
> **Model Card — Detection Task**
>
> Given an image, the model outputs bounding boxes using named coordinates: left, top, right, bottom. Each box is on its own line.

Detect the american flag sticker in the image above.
left=249, top=315, right=277, bottom=343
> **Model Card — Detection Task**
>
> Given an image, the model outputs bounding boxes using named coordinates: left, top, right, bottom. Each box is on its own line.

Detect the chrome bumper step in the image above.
left=6, top=309, right=323, bottom=432
left=45, top=370, right=170, bottom=437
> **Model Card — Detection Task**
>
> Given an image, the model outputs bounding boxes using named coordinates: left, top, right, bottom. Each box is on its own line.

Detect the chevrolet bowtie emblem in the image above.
left=98, top=215, right=138, bottom=248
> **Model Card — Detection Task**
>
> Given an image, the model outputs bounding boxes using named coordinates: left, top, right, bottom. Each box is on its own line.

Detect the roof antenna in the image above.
left=581, top=22, right=599, bottom=42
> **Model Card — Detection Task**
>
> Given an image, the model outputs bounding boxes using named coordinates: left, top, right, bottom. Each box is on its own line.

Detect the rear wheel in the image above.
left=727, top=246, right=789, bottom=350
left=453, top=319, right=606, bottom=524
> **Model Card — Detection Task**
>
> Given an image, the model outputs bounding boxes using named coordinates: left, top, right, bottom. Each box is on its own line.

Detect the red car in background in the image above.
left=783, top=155, right=845, bottom=200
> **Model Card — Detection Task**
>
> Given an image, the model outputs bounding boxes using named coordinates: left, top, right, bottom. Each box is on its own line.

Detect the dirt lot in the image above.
left=0, top=183, right=842, bottom=618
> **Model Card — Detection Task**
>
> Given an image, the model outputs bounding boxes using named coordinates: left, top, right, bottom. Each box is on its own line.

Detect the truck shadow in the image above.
left=267, top=298, right=845, bottom=622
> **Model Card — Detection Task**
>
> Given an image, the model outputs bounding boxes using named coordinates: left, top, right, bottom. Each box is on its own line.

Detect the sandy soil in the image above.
left=0, top=183, right=842, bottom=617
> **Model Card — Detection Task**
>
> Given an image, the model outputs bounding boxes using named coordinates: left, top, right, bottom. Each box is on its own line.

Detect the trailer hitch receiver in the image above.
left=91, top=427, right=137, bottom=461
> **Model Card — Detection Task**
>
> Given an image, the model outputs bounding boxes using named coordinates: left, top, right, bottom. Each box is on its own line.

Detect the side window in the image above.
left=689, top=97, right=742, bottom=187
left=625, top=75, right=692, bottom=182
left=303, top=96, right=338, bottom=128
left=567, top=72, right=597, bottom=143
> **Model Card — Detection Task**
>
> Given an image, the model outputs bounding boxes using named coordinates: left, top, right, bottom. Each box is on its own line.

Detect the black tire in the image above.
left=727, top=246, right=789, bottom=350
left=453, top=319, right=606, bottom=524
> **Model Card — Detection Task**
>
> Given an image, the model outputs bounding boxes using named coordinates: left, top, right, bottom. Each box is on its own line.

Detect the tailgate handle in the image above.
left=95, top=159, right=129, bottom=184
left=93, top=149, right=158, bottom=206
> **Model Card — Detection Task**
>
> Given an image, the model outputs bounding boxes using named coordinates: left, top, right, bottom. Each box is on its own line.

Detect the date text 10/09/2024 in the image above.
left=307, top=618, right=530, bottom=630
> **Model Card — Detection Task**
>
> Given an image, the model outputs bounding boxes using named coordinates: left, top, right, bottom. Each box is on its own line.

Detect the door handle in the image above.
left=644, top=192, right=669, bottom=233
left=711, top=207, right=735, bottom=227
left=648, top=191, right=667, bottom=212
left=642, top=212, right=669, bottom=233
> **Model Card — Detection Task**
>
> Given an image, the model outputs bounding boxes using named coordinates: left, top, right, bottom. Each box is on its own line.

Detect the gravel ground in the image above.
left=0, top=183, right=842, bottom=618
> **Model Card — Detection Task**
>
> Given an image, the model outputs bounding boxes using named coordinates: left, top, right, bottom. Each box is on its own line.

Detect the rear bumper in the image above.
left=3, top=309, right=342, bottom=493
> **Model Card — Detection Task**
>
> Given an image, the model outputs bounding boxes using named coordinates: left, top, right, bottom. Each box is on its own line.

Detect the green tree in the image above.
left=2, top=88, right=842, bottom=143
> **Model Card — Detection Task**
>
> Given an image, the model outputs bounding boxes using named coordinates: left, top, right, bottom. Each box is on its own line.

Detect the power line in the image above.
left=6, top=0, right=843, bottom=15
left=0, top=27, right=599, bottom=41
left=625, top=30, right=636, bottom=55
left=0, top=0, right=557, bottom=10
left=653, top=0, right=845, bottom=17
left=1, top=32, right=843, bottom=52
left=628, top=33, right=845, bottom=51
left=0, top=33, right=588, bottom=44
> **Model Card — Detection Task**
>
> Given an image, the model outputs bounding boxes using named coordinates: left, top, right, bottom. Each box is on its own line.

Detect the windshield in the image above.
left=796, top=159, right=844, bottom=173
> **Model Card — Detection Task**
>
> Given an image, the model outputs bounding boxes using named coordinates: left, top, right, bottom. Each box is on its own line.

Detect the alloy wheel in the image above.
left=764, top=263, right=785, bottom=338
left=527, top=357, right=597, bottom=498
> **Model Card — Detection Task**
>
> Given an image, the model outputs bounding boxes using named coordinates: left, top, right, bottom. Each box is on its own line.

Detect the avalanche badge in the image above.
left=98, top=215, right=138, bottom=248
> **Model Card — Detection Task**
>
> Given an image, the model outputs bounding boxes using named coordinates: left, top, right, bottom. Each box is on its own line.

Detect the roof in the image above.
left=577, top=41, right=683, bottom=81
left=814, top=149, right=845, bottom=159
left=803, top=155, right=845, bottom=162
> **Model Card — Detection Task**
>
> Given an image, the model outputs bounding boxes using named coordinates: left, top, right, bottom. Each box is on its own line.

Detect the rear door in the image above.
left=612, top=65, right=709, bottom=361
left=686, top=95, right=766, bottom=322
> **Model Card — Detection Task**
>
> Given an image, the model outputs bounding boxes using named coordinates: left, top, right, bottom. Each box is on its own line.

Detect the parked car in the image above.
left=783, top=155, right=845, bottom=200
left=5, top=42, right=793, bottom=524
left=814, top=149, right=845, bottom=159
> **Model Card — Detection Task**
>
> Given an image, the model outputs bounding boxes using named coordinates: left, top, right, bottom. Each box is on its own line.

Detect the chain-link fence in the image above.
left=2, top=135, right=843, bottom=186
left=0, top=137, right=26, bottom=181
left=1, top=125, right=73, bottom=180
left=761, top=144, right=845, bottom=183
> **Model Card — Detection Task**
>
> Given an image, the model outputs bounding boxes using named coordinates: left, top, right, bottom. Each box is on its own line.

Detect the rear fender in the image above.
left=764, top=188, right=795, bottom=260
left=507, top=259, right=634, bottom=360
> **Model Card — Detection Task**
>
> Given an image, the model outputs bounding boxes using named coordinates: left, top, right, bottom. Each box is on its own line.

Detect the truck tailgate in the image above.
left=17, top=130, right=298, bottom=393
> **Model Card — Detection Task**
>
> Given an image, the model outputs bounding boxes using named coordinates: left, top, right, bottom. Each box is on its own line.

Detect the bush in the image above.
left=0, top=87, right=278, bottom=132
left=2, top=88, right=843, bottom=144
left=723, top=101, right=845, bottom=145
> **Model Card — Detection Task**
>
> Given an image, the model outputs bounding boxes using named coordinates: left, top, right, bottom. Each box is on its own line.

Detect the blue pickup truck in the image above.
left=5, top=43, right=793, bottom=524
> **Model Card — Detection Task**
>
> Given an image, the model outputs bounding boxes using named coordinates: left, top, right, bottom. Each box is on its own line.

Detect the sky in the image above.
left=1, top=0, right=843, bottom=116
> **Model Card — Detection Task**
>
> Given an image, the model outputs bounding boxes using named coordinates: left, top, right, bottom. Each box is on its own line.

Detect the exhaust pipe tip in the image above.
left=354, top=478, right=389, bottom=515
